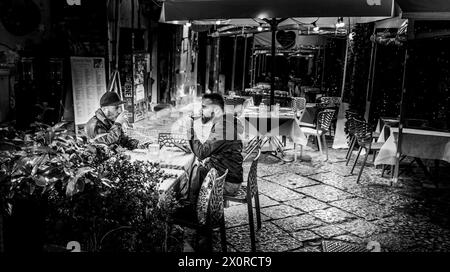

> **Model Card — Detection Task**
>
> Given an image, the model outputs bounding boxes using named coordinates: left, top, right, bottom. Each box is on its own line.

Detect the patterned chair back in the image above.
left=319, top=97, right=341, bottom=108
left=353, top=119, right=374, bottom=147
left=196, top=168, right=228, bottom=227
left=158, top=133, right=188, bottom=149
left=291, top=97, right=306, bottom=112
left=246, top=149, right=261, bottom=198
left=224, top=97, right=246, bottom=106
left=345, top=111, right=361, bottom=136
left=317, top=109, right=336, bottom=134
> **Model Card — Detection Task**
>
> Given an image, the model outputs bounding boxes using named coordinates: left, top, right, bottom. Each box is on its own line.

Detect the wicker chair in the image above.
left=224, top=149, right=262, bottom=252
left=350, top=119, right=384, bottom=183
left=301, top=109, right=336, bottom=161
left=168, top=168, right=228, bottom=252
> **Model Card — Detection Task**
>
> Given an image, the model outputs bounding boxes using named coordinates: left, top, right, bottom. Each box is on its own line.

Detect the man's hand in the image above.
left=115, top=110, right=129, bottom=126
left=186, top=115, right=195, bottom=139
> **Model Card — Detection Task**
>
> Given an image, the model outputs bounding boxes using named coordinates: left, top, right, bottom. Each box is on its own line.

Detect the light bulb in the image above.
left=257, top=26, right=263, bottom=31
left=215, top=20, right=221, bottom=25
left=313, top=26, right=320, bottom=32
left=186, top=22, right=192, bottom=27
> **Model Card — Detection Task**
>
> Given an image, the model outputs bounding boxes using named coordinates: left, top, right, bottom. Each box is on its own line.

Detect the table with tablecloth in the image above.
left=125, top=147, right=195, bottom=193
left=240, top=107, right=308, bottom=161
left=374, top=127, right=450, bottom=167
left=299, top=103, right=318, bottom=127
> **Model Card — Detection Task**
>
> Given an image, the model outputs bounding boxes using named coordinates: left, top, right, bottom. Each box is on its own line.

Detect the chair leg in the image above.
left=351, top=146, right=363, bottom=174
left=254, top=194, right=262, bottom=230
left=381, top=165, right=386, bottom=178
left=357, top=148, right=370, bottom=184
left=346, top=137, right=356, bottom=166
left=247, top=198, right=257, bottom=252
left=316, top=134, right=323, bottom=156
left=345, top=136, right=354, bottom=159
left=373, top=150, right=377, bottom=163
left=322, top=134, right=328, bottom=161
left=219, top=217, right=227, bottom=252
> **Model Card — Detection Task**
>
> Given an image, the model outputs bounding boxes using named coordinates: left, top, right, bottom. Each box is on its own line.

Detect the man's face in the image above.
left=201, top=98, right=215, bottom=124
left=103, top=105, right=122, bottom=121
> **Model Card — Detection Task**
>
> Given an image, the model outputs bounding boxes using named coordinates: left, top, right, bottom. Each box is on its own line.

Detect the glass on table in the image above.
left=147, top=143, right=160, bottom=163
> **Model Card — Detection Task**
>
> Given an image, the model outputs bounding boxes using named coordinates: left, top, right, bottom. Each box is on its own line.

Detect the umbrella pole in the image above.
left=364, top=24, right=377, bottom=121
left=270, top=18, right=277, bottom=108
left=231, top=35, right=238, bottom=93
left=242, top=34, right=248, bottom=92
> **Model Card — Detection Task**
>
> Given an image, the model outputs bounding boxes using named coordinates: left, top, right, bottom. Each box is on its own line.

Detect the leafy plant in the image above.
left=0, top=122, right=182, bottom=252
left=45, top=155, right=181, bottom=252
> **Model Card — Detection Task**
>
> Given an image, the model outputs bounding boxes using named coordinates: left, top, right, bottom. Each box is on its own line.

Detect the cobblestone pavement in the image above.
left=134, top=113, right=450, bottom=252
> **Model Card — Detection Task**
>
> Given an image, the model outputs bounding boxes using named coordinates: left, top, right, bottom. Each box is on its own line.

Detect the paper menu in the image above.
left=70, top=57, right=107, bottom=125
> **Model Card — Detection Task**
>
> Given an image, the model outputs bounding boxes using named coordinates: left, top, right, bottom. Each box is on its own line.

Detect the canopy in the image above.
left=159, top=0, right=394, bottom=106
left=396, top=0, right=450, bottom=19
left=160, top=0, right=395, bottom=22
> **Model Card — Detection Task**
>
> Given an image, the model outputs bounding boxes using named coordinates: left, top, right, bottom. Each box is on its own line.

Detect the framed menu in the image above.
left=70, top=57, right=107, bottom=126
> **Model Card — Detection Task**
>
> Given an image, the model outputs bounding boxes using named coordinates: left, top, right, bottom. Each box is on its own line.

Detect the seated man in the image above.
left=85, top=92, right=139, bottom=149
left=179, top=93, right=244, bottom=207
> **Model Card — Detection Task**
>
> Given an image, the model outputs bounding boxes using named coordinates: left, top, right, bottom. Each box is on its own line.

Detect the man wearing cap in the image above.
left=85, top=92, right=139, bottom=149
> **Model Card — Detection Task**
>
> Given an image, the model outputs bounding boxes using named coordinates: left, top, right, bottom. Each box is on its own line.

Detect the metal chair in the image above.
left=291, top=97, right=306, bottom=118
left=168, top=168, right=228, bottom=252
left=301, top=109, right=336, bottom=161
left=345, top=111, right=361, bottom=166
left=350, top=119, right=384, bottom=183
left=345, top=113, right=381, bottom=166
left=224, top=149, right=262, bottom=252
left=224, top=97, right=246, bottom=106
left=224, top=97, right=246, bottom=116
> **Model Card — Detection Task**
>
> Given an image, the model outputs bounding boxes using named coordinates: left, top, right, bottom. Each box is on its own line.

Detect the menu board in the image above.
left=70, top=57, right=107, bottom=125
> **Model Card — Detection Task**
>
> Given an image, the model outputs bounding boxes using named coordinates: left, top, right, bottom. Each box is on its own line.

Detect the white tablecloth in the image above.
left=240, top=107, right=308, bottom=146
left=374, top=127, right=450, bottom=166
left=125, top=148, right=195, bottom=192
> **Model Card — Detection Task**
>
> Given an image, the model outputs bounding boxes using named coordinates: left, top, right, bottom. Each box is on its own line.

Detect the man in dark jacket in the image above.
left=85, top=92, right=139, bottom=149
left=180, top=93, right=244, bottom=205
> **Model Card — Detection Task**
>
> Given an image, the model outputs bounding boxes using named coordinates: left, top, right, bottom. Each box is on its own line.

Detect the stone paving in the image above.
left=222, top=142, right=450, bottom=252
left=133, top=112, right=450, bottom=252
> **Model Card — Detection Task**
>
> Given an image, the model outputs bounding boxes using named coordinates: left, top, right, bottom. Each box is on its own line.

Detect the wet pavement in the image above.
left=133, top=112, right=450, bottom=252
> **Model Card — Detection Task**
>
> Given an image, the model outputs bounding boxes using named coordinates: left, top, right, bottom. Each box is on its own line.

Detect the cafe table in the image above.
left=240, top=106, right=308, bottom=162
left=374, top=126, right=450, bottom=183
left=299, top=103, right=319, bottom=127
left=124, top=147, right=195, bottom=193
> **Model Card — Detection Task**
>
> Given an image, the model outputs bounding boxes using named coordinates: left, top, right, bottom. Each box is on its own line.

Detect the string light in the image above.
left=336, top=17, right=345, bottom=28
left=257, top=24, right=263, bottom=31
left=215, top=20, right=221, bottom=25
left=312, top=21, right=319, bottom=32
left=186, top=21, right=192, bottom=27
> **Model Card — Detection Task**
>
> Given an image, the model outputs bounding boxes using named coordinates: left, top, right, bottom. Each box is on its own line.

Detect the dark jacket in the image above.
left=85, top=109, right=138, bottom=149
left=189, top=114, right=244, bottom=184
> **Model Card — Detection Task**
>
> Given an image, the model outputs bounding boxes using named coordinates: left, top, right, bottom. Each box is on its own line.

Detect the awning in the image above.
left=160, top=0, right=395, bottom=22
left=396, top=0, right=450, bottom=19
left=375, top=16, right=407, bottom=28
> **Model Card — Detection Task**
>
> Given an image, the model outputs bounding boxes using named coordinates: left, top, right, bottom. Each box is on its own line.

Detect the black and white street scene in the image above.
left=1, top=0, right=450, bottom=253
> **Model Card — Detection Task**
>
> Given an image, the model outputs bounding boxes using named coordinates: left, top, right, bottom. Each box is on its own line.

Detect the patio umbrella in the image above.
left=159, top=0, right=394, bottom=106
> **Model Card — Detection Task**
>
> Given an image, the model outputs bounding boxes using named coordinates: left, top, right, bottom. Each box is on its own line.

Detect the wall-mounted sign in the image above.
left=275, top=30, right=297, bottom=49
